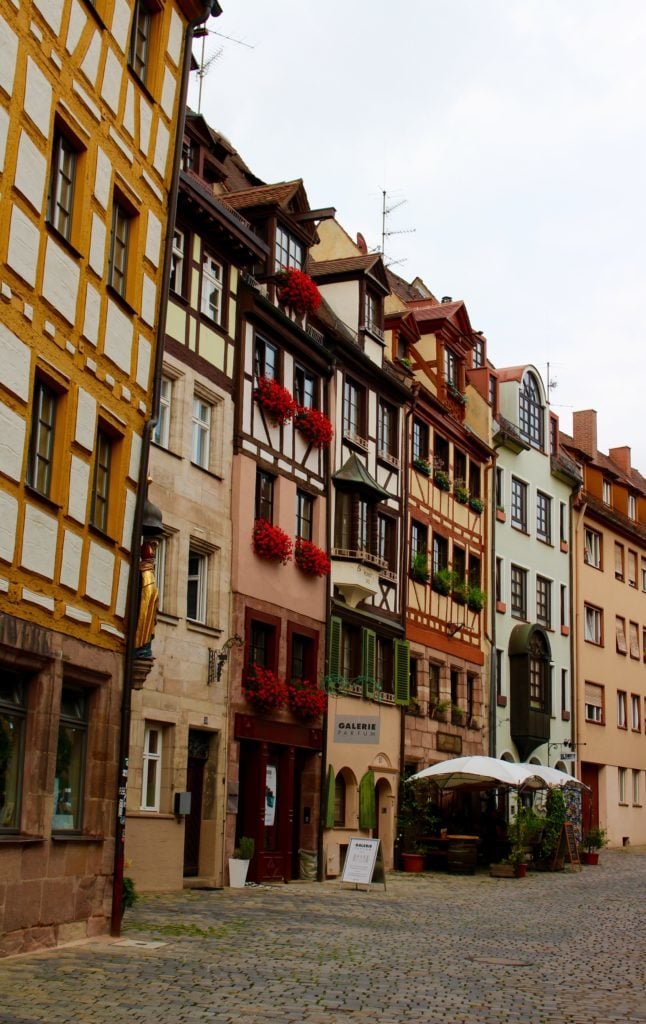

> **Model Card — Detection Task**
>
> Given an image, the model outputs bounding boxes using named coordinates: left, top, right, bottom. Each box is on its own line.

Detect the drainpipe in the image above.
left=486, top=452, right=497, bottom=756
left=110, top=0, right=221, bottom=936
left=317, top=357, right=335, bottom=882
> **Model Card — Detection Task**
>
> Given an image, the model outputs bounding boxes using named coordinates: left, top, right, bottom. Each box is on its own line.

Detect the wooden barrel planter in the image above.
left=447, top=841, right=477, bottom=874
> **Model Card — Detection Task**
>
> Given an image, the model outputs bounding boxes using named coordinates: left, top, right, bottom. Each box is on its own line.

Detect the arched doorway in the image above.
left=373, top=776, right=394, bottom=869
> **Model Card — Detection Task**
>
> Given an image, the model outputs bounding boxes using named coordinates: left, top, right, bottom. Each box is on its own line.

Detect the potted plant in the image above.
left=429, top=698, right=450, bottom=722
left=537, top=788, right=566, bottom=869
left=121, top=876, right=139, bottom=918
left=432, top=567, right=453, bottom=595
left=276, top=268, right=322, bottom=317
left=451, top=576, right=469, bottom=605
left=581, top=826, right=607, bottom=865
left=467, top=586, right=486, bottom=613
left=294, top=406, right=333, bottom=448
left=410, top=551, right=429, bottom=583
left=397, top=778, right=441, bottom=871
left=294, top=538, right=331, bottom=577
left=453, top=483, right=469, bottom=504
left=253, top=376, right=297, bottom=426
left=252, top=519, right=293, bottom=565
left=287, top=677, right=327, bottom=720
left=229, top=836, right=254, bottom=888
left=243, top=663, right=289, bottom=713
left=413, top=456, right=432, bottom=477
left=469, top=496, right=485, bottom=514
left=451, top=704, right=466, bottom=727
left=434, top=469, right=451, bottom=492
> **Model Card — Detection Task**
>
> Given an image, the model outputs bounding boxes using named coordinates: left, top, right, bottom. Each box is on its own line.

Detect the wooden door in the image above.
left=183, top=731, right=210, bottom=877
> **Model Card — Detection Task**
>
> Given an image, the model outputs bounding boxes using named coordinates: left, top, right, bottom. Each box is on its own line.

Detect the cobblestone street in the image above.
left=1, top=847, right=645, bottom=1024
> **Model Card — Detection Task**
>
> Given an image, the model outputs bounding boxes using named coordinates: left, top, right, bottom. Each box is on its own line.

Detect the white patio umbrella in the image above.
left=407, top=755, right=544, bottom=790
left=518, top=763, right=588, bottom=789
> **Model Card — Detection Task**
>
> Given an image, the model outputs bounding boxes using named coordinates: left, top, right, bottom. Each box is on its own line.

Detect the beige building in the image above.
left=562, top=411, right=646, bottom=846
left=125, top=114, right=269, bottom=891
left=0, top=0, right=213, bottom=955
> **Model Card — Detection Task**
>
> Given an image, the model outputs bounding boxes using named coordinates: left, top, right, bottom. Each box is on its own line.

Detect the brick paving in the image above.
left=1, top=847, right=645, bottom=1024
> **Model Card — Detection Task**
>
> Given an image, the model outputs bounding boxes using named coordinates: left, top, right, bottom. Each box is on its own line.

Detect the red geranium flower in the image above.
left=277, top=269, right=322, bottom=316
left=294, top=538, right=331, bottom=577
left=254, top=377, right=297, bottom=426
left=243, top=664, right=289, bottom=713
left=294, top=407, right=333, bottom=448
left=252, top=519, right=293, bottom=565
left=287, top=678, right=327, bottom=720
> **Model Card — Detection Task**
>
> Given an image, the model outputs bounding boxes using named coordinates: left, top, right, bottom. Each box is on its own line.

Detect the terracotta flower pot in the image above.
left=401, top=852, right=425, bottom=873
left=582, top=851, right=599, bottom=865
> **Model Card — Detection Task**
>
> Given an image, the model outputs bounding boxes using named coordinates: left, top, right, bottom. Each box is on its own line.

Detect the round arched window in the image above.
left=519, top=372, right=544, bottom=448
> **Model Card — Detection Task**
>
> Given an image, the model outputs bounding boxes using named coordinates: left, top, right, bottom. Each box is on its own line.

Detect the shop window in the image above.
left=0, top=672, right=26, bottom=832
left=52, top=687, right=88, bottom=832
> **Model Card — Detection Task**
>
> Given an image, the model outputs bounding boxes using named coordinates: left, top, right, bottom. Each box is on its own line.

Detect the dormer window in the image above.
left=473, top=337, right=484, bottom=368
left=444, top=346, right=458, bottom=386
left=602, top=479, right=612, bottom=505
left=181, top=138, right=196, bottom=172
left=364, top=290, right=381, bottom=335
left=519, top=372, right=544, bottom=449
left=275, top=225, right=303, bottom=272
left=628, top=495, right=636, bottom=520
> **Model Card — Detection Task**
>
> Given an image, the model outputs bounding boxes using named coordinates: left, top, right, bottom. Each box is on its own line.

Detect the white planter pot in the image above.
left=228, top=858, right=250, bottom=888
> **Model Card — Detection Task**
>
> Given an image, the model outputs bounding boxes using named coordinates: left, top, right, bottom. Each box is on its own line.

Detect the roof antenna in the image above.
left=193, top=25, right=255, bottom=114
left=379, top=189, right=416, bottom=268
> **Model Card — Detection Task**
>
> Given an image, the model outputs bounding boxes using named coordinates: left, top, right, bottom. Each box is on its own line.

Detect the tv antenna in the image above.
left=193, top=25, right=254, bottom=114
left=380, top=189, right=415, bottom=267
left=546, top=362, right=558, bottom=404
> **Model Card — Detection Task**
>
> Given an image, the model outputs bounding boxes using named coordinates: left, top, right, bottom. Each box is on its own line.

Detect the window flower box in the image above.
left=434, top=470, right=451, bottom=492
left=410, top=551, right=429, bottom=583
left=469, top=497, right=484, bottom=514
left=453, top=483, right=469, bottom=504
left=467, top=586, right=486, bottom=613
left=253, top=377, right=297, bottom=426
left=294, top=407, right=333, bottom=448
left=413, top=457, right=432, bottom=477
left=252, top=519, right=293, bottom=564
left=432, top=568, right=453, bottom=595
left=287, top=677, right=327, bottom=720
left=294, top=538, right=331, bottom=577
left=277, top=268, right=322, bottom=316
left=243, top=664, right=289, bottom=713
left=451, top=577, right=469, bottom=605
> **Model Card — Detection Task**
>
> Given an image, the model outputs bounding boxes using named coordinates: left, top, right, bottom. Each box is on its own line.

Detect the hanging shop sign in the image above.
left=264, top=764, right=277, bottom=826
left=334, top=715, right=380, bottom=744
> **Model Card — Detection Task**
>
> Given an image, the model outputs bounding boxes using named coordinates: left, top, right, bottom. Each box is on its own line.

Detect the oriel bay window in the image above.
left=52, top=687, right=88, bottom=832
left=0, top=672, right=26, bottom=832
left=334, top=492, right=379, bottom=557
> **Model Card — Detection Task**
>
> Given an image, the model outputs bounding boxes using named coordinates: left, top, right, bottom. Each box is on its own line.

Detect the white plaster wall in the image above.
left=42, top=236, right=80, bottom=325
left=65, top=0, right=87, bottom=56
left=136, top=335, right=151, bottom=389
left=0, top=16, right=18, bottom=97
left=139, top=98, right=152, bottom=156
left=88, top=213, right=106, bottom=276
left=60, top=529, right=83, bottom=590
left=67, top=455, right=90, bottom=523
left=33, top=0, right=63, bottom=34
left=7, top=205, right=40, bottom=287
left=318, top=280, right=359, bottom=335
left=153, top=122, right=169, bottom=177
left=145, top=212, right=161, bottom=267
left=123, top=80, right=135, bottom=138
left=21, top=504, right=57, bottom=579
left=80, top=30, right=101, bottom=87
left=75, top=388, right=96, bottom=451
left=85, top=541, right=115, bottom=606
left=101, top=47, right=123, bottom=115
left=0, top=323, right=30, bottom=402
left=167, top=8, right=182, bottom=66
left=128, top=432, right=142, bottom=483
left=141, top=274, right=156, bottom=327
left=0, top=490, right=18, bottom=562
left=94, top=147, right=112, bottom=210
left=0, top=402, right=25, bottom=481
left=24, top=58, right=52, bottom=139
left=104, top=299, right=133, bottom=372
left=0, top=106, right=9, bottom=171
left=121, top=488, right=136, bottom=550
left=82, top=283, right=101, bottom=345
left=110, top=0, right=131, bottom=54
left=14, top=130, right=47, bottom=213
left=115, top=558, right=129, bottom=618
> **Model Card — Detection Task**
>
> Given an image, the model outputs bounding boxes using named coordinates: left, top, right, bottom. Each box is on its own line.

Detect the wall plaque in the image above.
left=437, top=732, right=462, bottom=755
left=334, top=715, right=380, bottom=744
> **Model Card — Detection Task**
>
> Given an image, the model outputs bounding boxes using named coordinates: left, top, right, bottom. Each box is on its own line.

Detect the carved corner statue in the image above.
left=134, top=539, right=159, bottom=660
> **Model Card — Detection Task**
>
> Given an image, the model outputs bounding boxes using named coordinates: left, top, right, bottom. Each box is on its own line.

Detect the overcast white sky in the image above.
left=187, top=1, right=646, bottom=469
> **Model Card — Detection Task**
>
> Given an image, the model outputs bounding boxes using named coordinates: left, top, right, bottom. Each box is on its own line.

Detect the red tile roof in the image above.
left=222, top=180, right=304, bottom=210
left=308, top=254, right=383, bottom=277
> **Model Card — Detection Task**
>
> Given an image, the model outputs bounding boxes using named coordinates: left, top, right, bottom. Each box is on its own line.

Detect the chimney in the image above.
left=572, top=410, right=598, bottom=459
left=609, top=446, right=631, bottom=474
left=441, top=296, right=453, bottom=304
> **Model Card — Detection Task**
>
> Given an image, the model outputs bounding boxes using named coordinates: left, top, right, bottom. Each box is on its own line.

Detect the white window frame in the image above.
left=585, top=683, right=603, bottom=723
left=154, top=536, right=167, bottom=614
left=618, top=766, right=627, bottom=803
left=631, top=694, right=640, bottom=731
left=617, top=690, right=627, bottom=729
left=536, top=491, right=552, bottom=543
left=511, top=477, right=528, bottom=531
left=153, top=376, right=172, bottom=449
left=584, top=528, right=601, bottom=568
left=200, top=252, right=224, bottom=324
left=191, top=395, right=211, bottom=469
left=602, top=479, right=612, bottom=505
left=628, top=494, right=636, bottom=520
left=584, top=604, right=602, bottom=645
left=187, top=547, right=208, bottom=624
left=632, top=769, right=640, bottom=806
left=170, top=229, right=184, bottom=294
left=141, top=724, right=162, bottom=811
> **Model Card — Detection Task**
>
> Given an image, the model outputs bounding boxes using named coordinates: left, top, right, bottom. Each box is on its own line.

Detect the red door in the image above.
left=580, top=762, right=600, bottom=831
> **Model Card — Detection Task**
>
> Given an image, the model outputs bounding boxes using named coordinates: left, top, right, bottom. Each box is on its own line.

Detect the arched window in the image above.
left=519, top=372, right=544, bottom=449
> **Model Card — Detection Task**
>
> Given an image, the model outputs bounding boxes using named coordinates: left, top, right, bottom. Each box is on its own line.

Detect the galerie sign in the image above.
left=334, top=715, right=380, bottom=744
left=341, top=838, right=381, bottom=884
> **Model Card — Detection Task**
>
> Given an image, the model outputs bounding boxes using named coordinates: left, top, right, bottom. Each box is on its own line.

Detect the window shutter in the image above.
left=629, top=622, right=640, bottom=659
left=362, top=628, right=376, bottom=697
left=358, top=770, right=376, bottom=830
left=394, top=639, right=410, bottom=705
left=616, top=618, right=627, bottom=655
left=584, top=682, right=603, bottom=708
left=328, top=616, right=342, bottom=682
left=324, top=765, right=335, bottom=828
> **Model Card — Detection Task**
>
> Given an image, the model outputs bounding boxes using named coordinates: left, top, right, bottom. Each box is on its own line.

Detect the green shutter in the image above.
left=358, top=770, right=376, bottom=829
left=328, top=616, right=342, bottom=685
left=394, top=639, right=411, bottom=705
left=362, top=628, right=376, bottom=697
left=324, top=765, right=335, bottom=828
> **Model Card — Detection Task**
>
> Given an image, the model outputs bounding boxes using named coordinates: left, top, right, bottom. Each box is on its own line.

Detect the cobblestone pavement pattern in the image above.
left=1, top=847, right=645, bottom=1024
